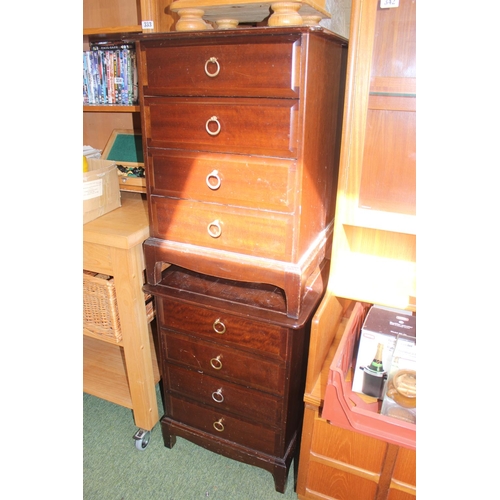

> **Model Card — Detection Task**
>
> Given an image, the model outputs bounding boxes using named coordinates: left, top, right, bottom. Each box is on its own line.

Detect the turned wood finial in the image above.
left=268, top=2, right=304, bottom=26
left=301, top=15, right=322, bottom=26
left=216, top=18, right=239, bottom=29
left=176, top=8, right=210, bottom=31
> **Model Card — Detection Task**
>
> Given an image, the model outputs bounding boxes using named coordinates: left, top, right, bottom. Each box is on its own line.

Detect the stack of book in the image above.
left=83, top=42, right=138, bottom=105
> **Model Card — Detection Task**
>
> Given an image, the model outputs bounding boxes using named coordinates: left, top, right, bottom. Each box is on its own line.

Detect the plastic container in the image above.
left=322, top=302, right=416, bottom=450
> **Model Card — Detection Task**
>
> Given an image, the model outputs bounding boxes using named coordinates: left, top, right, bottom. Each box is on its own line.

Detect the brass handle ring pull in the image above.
left=213, top=418, right=225, bottom=432
left=206, top=169, right=221, bottom=190
left=212, top=318, right=226, bottom=334
left=204, top=57, right=220, bottom=77
left=212, top=388, right=224, bottom=403
left=206, top=116, right=221, bottom=136
left=207, top=219, right=222, bottom=238
left=210, top=355, right=223, bottom=370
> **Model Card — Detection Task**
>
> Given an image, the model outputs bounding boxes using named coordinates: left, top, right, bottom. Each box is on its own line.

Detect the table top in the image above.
left=83, top=194, right=149, bottom=250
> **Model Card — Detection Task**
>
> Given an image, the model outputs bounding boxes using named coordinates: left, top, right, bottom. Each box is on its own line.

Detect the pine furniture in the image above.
left=82, top=0, right=175, bottom=442
left=296, top=0, right=417, bottom=498
left=168, top=0, right=331, bottom=30
left=83, top=194, right=161, bottom=447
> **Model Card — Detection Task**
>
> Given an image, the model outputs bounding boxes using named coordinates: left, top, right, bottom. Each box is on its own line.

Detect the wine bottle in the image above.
left=369, top=343, right=384, bottom=373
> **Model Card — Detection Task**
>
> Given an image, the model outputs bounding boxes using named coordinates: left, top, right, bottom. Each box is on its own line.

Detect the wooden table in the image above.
left=83, top=193, right=160, bottom=445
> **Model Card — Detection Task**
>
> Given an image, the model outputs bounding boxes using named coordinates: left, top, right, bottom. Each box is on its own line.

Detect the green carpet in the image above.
left=83, top=386, right=299, bottom=500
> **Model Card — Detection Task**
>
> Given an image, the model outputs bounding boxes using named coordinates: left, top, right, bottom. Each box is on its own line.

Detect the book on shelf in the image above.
left=83, top=42, right=138, bottom=106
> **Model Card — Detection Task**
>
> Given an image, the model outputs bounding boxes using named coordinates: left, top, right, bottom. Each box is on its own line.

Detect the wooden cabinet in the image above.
left=296, top=0, right=417, bottom=498
left=137, top=27, right=348, bottom=319
left=143, top=262, right=328, bottom=492
left=296, top=296, right=416, bottom=499
left=328, top=0, right=416, bottom=311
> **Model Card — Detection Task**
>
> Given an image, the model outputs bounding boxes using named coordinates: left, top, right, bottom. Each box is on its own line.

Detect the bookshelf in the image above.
left=83, top=0, right=177, bottom=152
left=82, top=0, right=176, bottom=447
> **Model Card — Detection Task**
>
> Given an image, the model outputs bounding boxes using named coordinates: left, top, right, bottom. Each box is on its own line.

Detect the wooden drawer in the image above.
left=165, top=364, right=283, bottom=426
left=143, top=97, right=299, bottom=158
left=140, top=35, right=300, bottom=99
left=166, top=395, right=279, bottom=456
left=147, top=149, right=296, bottom=212
left=162, top=331, right=286, bottom=395
left=159, top=298, right=288, bottom=360
left=150, top=196, right=292, bottom=261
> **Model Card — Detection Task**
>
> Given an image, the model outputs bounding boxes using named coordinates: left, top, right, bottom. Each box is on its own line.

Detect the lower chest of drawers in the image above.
left=146, top=264, right=327, bottom=493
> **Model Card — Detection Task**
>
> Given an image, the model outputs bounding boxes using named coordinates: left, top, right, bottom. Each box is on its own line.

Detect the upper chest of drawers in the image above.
left=138, top=28, right=347, bottom=287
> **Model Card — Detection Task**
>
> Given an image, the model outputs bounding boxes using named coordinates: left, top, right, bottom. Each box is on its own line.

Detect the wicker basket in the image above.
left=83, top=270, right=154, bottom=343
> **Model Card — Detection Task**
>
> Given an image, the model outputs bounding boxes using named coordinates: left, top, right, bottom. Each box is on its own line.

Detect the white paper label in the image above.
left=380, top=0, right=399, bottom=8
left=83, top=179, right=103, bottom=200
left=142, top=20, right=154, bottom=30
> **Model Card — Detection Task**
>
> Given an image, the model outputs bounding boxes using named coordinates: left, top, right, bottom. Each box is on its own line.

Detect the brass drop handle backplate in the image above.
left=204, top=57, right=220, bottom=77
left=212, top=388, right=224, bottom=403
left=207, top=219, right=222, bottom=238
left=206, top=116, right=221, bottom=136
left=210, top=355, right=223, bottom=370
left=206, top=169, right=221, bottom=190
left=213, top=418, right=225, bottom=432
left=212, top=318, right=226, bottom=334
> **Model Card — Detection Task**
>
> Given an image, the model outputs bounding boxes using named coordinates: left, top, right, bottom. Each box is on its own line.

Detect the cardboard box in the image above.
left=351, top=305, right=416, bottom=399
left=83, top=158, right=121, bottom=224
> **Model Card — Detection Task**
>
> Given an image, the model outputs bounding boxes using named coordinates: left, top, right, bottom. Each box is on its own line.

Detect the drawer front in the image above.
left=150, top=196, right=292, bottom=261
left=163, top=331, right=285, bottom=395
left=160, top=299, right=287, bottom=360
left=144, top=97, right=299, bottom=158
left=148, top=149, right=296, bottom=212
left=166, top=364, right=283, bottom=426
left=140, top=36, right=300, bottom=98
left=166, top=395, right=279, bottom=456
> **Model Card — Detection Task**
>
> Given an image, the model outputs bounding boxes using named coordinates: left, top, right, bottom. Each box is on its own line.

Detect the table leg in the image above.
left=111, top=244, right=159, bottom=431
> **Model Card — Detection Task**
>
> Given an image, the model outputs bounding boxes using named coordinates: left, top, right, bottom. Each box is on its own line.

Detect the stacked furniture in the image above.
left=137, top=26, right=347, bottom=492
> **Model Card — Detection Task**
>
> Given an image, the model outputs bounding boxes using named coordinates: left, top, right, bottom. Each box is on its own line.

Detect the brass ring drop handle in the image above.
left=204, top=57, right=220, bottom=77
left=207, top=220, right=222, bottom=238
left=212, top=318, right=226, bottom=334
left=206, top=170, right=221, bottom=190
left=213, top=418, right=225, bottom=432
left=210, top=355, right=223, bottom=370
left=212, top=388, right=224, bottom=403
left=206, top=116, right=221, bottom=136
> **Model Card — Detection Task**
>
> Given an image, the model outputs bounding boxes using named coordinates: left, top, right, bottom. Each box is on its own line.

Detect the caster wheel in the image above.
left=133, top=429, right=151, bottom=451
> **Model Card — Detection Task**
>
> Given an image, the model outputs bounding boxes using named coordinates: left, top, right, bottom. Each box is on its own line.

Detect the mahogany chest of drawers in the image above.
left=143, top=262, right=328, bottom=493
left=137, top=27, right=347, bottom=319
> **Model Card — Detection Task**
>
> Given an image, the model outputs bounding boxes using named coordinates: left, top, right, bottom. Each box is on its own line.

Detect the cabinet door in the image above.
left=330, top=0, right=416, bottom=310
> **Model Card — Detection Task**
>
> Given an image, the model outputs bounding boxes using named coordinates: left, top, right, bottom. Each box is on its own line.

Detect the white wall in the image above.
left=320, top=0, right=352, bottom=39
